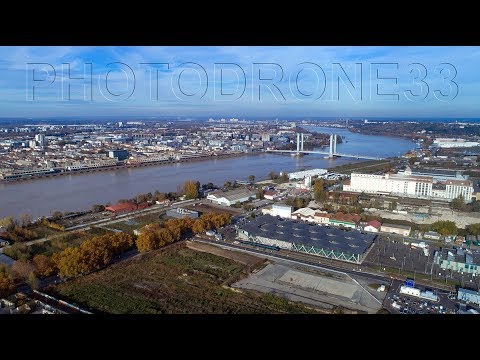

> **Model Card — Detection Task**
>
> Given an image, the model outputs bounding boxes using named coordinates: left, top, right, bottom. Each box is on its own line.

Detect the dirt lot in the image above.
left=369, top=208, right=480, bottom=228
left=49, top=242, right=317, bottom=314
left=186, top=202, right=243, bottom=215
left=186, top=240, right=265, bottom=267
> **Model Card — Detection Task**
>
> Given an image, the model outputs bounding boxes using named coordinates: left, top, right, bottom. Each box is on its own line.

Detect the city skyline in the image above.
left=1, top=46, right=479, bottom=119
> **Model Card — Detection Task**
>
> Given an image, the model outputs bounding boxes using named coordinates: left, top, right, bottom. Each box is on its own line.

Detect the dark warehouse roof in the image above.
left=239, top=215, right=376, bottom=255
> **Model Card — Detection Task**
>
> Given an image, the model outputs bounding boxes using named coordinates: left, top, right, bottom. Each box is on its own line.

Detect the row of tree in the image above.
left=136, top=212, right=231, bottom=252
left=51, top=233, right=134, bottom=278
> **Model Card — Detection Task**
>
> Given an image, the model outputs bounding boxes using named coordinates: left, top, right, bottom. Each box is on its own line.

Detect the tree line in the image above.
left=136, top=212, right=231, bottom=252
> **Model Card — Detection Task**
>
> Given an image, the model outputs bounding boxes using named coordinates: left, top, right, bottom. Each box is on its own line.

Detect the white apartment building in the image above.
left=344, top=167, right=474, bottom=202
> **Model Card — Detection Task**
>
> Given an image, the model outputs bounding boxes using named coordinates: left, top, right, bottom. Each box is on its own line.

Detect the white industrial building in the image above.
left=433, top=138, right=479, bottom=148
left=399, top=285, right=438, bottom=302
left=207, top=188, right=256, bottom=206
left=288, top=168, right=327, bottom=180
left=343, top=167, right=474, bottom=202
left=270, top=204, right=292, bottom=218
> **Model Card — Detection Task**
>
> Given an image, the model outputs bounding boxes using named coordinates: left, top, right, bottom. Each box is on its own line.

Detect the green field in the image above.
left=51, top=243, right=317, bottom=314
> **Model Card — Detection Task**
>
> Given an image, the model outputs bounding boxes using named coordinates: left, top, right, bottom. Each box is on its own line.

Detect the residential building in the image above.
left=380, top=223, right=411, bottom=236
left=364, top=220, right=382, bottom=233
left=108, top=149, right=129, bottom=161
left=263, top=190, right=278, bottom=200
left=329, top=212, right=361, bottom=229
left=291, top=207, right=317, bottom=222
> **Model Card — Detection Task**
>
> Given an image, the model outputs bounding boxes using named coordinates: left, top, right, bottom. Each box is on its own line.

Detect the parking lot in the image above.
left=384, top=279, right=458, bottom=314
left=364, top=236, right=480, bottom=290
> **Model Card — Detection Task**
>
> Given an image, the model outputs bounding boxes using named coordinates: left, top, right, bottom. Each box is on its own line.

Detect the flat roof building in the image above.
left=458, top=288, right=480, bottom=306
left=237, top=215, right=377, bottom=263
left=434, top=247, right=480, bottom=275
left=166, top=207, right=199, bottom=219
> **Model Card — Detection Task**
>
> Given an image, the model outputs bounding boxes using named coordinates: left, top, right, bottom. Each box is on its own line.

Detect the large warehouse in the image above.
left=237, top=215, right=377, bottom=263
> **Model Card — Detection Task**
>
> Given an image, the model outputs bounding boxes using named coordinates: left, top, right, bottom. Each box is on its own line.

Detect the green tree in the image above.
left=451, top=195, right=465, bottom=211
left=268, top=171, right=278, bottom=180
left=224, top=181, right=232, bottom=189
left=248, top=175, right=255, bottom=183
left=183, top=180, right=200, bottom=199
left=314, top=179, right=327, bottom=202
left=431, top=220, right=458, bottom=236
left=466, top=223, right=480, bottom=236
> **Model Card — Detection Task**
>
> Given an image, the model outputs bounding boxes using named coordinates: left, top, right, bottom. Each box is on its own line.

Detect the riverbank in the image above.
left=0, top=151, right=263, bottom=184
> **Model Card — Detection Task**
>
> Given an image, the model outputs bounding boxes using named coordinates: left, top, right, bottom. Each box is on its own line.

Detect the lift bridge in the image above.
left=266, top=132, right=384, bottom=160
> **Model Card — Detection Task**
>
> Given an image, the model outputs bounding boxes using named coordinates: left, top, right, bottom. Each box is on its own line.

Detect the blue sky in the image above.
left=0, top=46, right=479, bottom=119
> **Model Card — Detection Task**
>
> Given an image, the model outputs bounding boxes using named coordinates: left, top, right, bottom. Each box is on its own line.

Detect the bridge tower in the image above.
left=301, top=133, right=304, bottom=151
left=296, top=133, right=300, bottom=152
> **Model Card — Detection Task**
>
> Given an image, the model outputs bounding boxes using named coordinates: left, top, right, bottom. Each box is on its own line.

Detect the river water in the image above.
left=0, top=127, right=413, bottom=219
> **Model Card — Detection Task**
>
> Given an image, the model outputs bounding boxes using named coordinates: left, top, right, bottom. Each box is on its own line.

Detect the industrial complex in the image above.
left=237, top=215, right=377, bottom=263
left=343, top=166, right=475, bottom=202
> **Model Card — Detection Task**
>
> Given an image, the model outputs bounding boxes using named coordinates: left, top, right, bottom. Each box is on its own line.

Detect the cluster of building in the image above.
left=0, top=119, right=321, bottom=181
left=434, top=247, right=480, bottom=275
left=237, top=215, right=377, bottom=263
left=344, top=166, right=476, bottom=202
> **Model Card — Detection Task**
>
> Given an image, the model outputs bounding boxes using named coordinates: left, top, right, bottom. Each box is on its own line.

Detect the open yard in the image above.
left=49, top=243, right=317, bottom=314
left=185, top=202, right=242, bottom=216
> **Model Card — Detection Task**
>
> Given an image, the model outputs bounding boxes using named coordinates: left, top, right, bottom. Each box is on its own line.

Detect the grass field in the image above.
left=50, top=243, right=317, bottom=314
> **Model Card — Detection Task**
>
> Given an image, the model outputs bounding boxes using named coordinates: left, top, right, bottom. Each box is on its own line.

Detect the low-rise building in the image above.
left=105, top=202, right=148, bottom=214
left=263, top=190, right=278, bottom=200
left=458, top=288, right=480, bottom=306
left=364, top=220, right=382, bottom=233
left=262, top=204, right=292, bottom=218
left=423, top=231, right=441, bottom=240
left=434, top=247, right=480, bottom=275
left=380, top=223, right=411, bottom=236
left=166, top=207, right=199, bottom=219
left=207, top=188, right=256, bottom=206
left=329, top=212, right=361, bottom=229
left=291, top=207, right=317, bottom=222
